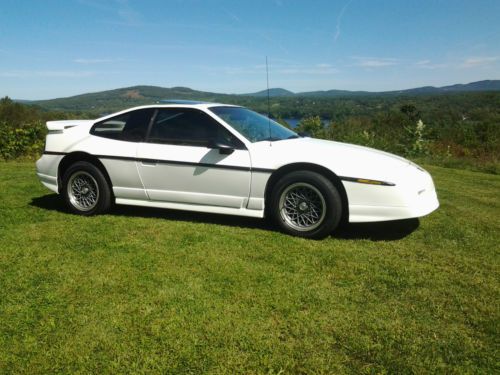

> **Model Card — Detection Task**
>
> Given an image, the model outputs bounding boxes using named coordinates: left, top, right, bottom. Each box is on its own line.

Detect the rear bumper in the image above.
left=36, top=154, right=63, bottom=193
left=36, top=172, right=58, bottom=193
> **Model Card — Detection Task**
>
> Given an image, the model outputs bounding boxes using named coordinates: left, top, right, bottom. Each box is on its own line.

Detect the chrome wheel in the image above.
left=67, top=171, right=99, bottom=211
left=279, top=182, right=326, bottom=232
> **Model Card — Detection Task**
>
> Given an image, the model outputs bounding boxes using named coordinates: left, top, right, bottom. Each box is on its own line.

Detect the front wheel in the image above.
left=62, top=161, right=112, bottom=215
left=269, top=171, right=342, bottom=239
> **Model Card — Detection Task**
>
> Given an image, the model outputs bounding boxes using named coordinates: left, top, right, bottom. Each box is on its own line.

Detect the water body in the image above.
left=282, top=118, right=330, bottom=129
left=283, top=118, right=301, bottom=128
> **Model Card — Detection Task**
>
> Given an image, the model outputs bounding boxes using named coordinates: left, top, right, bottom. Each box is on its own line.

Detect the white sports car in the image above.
left=36, top=101, right=439, bottom=239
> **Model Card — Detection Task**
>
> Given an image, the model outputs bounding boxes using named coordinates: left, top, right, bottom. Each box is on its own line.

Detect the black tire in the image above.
left=62, top=161, right=112, bottom=215
left=269, top=171, right=342, bottom=239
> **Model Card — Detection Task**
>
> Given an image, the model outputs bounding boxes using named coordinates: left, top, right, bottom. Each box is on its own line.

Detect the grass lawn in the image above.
left=0, top=161, right=498, bottom=374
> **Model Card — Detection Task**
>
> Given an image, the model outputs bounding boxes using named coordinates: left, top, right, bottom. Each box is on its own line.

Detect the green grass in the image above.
left=413, top=155, right=500, bottom=175
left=0, top=162, right=498, bottom=374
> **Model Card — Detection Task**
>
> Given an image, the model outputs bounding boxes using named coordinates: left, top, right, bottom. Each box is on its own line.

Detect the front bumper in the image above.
left=345, top=165, right=440, bottom=223
left=348, top=187, right=439, bottom=222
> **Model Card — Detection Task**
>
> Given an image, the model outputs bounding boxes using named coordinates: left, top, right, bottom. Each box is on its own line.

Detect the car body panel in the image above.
left=68, top=135, right=147, bottom=201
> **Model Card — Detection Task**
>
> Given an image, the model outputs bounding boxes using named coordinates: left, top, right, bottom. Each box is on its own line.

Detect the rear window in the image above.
left=91, top=109, right=154, bottom=142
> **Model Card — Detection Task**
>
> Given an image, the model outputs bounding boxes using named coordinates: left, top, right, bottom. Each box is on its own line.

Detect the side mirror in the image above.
left=208, top=139, right=235, bottom=155
left=298, top=131, right=311, bottom=138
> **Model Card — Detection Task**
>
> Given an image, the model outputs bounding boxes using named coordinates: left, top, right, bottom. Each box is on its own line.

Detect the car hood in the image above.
left=250, top=137, right=424, bottom=183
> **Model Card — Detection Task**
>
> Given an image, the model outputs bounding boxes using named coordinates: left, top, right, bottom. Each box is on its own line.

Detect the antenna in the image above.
left=266, top=56, right=272, bottom=142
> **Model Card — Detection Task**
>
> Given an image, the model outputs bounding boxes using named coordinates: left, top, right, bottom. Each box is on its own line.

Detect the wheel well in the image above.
left=58, top=152, right=114, bottom=196
left=264, top=163, right=349, bottom=224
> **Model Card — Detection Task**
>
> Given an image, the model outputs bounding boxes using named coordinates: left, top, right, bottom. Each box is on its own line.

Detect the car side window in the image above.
left=91, top=108, right=154, bottom=142
left=148, top=108, right=245, bottom=148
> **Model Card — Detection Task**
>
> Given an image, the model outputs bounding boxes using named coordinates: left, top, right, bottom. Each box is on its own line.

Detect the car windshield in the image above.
left=209, top=106, right=298, bottom=143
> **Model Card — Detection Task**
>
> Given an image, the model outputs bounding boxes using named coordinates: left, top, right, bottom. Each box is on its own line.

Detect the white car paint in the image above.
left=135, top=142, right=251, bottom=208
left=36, top=103, right=439, bottom=222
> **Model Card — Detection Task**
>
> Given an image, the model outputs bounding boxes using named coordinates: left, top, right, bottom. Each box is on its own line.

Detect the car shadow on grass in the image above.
left=31, top=194, right=419, bottom=241
left=30, top=194, right=270, bottom=232
left=334, top=218, right=420, bottom=241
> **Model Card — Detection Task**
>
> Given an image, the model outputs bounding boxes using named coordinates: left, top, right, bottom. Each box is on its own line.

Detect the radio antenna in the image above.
left=266, top=56, right=272, bottom=142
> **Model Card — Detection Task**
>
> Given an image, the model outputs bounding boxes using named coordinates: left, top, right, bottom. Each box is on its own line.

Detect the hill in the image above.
left=439, top=80, right=500, bottom=92
left=243, top=88, right=295, bottom=97
left=294, top=80, right=500, bottom=97
left=28, top=80, right=500, bottom=113
left=32, top=85, right=233, bottom=113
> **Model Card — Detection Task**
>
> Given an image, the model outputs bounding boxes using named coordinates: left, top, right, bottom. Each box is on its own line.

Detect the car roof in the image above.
left=124, top=102, right=239, bottom=110
left=158, top=99, right=212, bottom=105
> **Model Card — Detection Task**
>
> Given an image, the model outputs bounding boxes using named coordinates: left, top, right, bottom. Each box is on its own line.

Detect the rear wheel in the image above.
left=270, top=171, right=342, bottom=239
left=62, top=161, right=112, bottom=215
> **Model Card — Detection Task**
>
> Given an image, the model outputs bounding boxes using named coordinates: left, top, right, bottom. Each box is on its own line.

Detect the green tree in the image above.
left=296, top=116, right=323, bottom=137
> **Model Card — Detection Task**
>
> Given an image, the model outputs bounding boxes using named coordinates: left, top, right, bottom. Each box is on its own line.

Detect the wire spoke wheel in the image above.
left=279, top=182, right=326, bottom=232
left=67, top=171, right=100, bottom=212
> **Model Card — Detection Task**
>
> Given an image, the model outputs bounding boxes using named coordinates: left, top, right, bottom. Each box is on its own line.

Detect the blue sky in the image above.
left=1, top=0, right=499, bottom=99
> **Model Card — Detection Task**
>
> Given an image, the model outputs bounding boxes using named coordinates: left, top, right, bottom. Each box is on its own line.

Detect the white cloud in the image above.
left=77, top=0, right=109, bottom=12
left=201, top=62, right=339, bottom=76
left=221, top=7, right=241, bottom=23
left=257, top=31, right=289, bottom=55
left=116, top=0, right=142, bottom=26
left=414, top=57, right=499, bottom=70
left=461, top=56, right=499, bottom=68
left=79, top=0, right=142, bottom=27
left=334, top=0, right=353, bottom=43
left=0, top=70, right=95, bottom=78
left=414, top=59, right=448, bottom=69
left=277, top=67, right=339, bottom=75
left=353, top=57, right=399, bottom=68
left=73, top=58, right=114, bottom=64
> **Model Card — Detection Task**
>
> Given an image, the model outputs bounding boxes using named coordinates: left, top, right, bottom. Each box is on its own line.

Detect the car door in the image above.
left=136, top=107, right=252, bottom=208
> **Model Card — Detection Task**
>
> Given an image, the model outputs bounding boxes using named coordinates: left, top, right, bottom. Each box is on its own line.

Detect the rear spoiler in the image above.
left=46, top=120, right=94, bottom=133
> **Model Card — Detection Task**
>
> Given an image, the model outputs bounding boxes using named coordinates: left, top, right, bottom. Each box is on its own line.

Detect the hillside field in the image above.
left=0, top=162, right=498, bottom=373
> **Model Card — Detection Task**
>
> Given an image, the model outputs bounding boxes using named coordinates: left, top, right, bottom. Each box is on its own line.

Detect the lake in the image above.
left=282, top=118, right=330, bottom=128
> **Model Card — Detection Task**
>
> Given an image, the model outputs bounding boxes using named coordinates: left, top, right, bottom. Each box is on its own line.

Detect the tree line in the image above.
left=1, top=93, right=499, bottom=173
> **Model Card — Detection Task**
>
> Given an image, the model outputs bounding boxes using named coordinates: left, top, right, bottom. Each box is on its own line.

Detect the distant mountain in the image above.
left=298, top=89, right=372, bottom=97
left=439, top=80, right=500, bottom=92
left=242, top=80, right=500, bottom=97
left=28, top=80, right=500, bottom=112
left=244, top=88, right=295, bottom=97
left=242, top=87, right=374, bottom=98
left=394, top=86, right=441, bottom=95
left=32, top=85, right=232, bottom=113
left=390, top=80, right=500, bottom=95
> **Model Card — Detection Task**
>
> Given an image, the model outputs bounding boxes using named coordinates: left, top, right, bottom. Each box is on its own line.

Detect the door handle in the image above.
left=141, top=159, right=158, bottom=166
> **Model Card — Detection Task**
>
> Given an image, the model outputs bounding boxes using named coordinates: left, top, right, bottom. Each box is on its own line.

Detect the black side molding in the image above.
left=43, top=151, right=394, bottom=184
left=43, top=151, right=274, bottom=174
